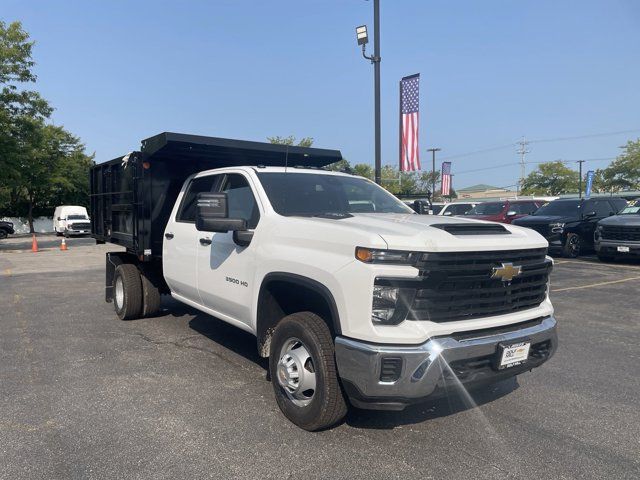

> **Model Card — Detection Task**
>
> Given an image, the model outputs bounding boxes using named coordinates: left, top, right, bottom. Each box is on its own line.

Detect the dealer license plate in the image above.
left=498, top=342, right=531, bottom=369
left=617, top=246, right=630, bottom=253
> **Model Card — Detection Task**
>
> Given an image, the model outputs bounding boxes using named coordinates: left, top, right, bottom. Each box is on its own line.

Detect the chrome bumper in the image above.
left=335, top=316, right=557, bottom=410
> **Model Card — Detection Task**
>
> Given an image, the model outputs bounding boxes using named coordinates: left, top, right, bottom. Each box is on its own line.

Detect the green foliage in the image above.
left=0, top=21, right=93, bottom=231
left=521, top=161, right=580, bottom=196
left=267, top=135, right=314, bottom=148
left=597, top=139, right=640, bottom=192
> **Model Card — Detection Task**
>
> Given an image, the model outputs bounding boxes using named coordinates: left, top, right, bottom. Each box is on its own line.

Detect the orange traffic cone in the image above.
left=60, top=237, right=68, bottom=251
left=31, top=234, right=38, bottom=252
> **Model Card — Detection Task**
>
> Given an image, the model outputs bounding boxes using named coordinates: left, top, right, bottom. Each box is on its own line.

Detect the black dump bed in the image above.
left=90, top=132, right=342, bottom=260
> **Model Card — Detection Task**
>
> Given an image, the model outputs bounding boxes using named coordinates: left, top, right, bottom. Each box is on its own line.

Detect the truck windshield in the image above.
left=67, top=215, right=88, bottom=220
left=533, top=200, right=580, bottom=216
left=256, top=172, right=413, bottom=216
left=467, top=202, right=505, bottom=215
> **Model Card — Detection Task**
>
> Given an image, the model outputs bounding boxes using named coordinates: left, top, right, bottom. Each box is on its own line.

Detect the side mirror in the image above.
left=412, top=200, right=429, bottom=215
left=506, top=210, right=517, bottom=217
left=196, top=192, right=247, bottom=233
left=584, top=211, right=597, bottom=219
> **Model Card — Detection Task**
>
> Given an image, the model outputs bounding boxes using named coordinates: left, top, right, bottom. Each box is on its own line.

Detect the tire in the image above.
left=0, top=230, right=7, bottom=240
left=597, top=254, right=615, bottom=263
left=269, top=312, right=347, bottom=431
left=140, top=271, right=161, bottom=317
left=562, top=233, right=582, bottom=258
left=113, top=264, right=143, bottom=320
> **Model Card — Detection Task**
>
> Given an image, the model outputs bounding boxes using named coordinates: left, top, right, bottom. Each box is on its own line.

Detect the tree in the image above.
left=521, top=161, right=579, bottom=196
left=352, top=163, right=374, bottom=179
left=598, top=139, right=640, bottom=192
left=0, top=21, right=93, bottom=231
left=267, top=135, right=314, bottom=148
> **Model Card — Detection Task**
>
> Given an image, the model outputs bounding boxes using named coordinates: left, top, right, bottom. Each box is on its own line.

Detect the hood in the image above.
left=513, top=214, right=577, bottom=225
left=304, top=213, right=548, bottom=252
left=599, top=214, right=640, bottom=226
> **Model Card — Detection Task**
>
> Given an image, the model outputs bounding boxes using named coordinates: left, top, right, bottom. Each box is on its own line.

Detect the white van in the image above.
left=53, top=205, right=91, bottom=236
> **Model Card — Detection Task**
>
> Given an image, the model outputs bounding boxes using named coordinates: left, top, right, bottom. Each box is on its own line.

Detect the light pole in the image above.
left=427, top=148, right=441, bottom=197
left=355, top=0, right=382, bottom=185
left=577, top=160, right=585, bottom=198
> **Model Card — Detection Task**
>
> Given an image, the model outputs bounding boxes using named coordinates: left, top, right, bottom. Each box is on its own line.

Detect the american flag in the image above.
left=441, top=162, right=452, bottom=196
left=399, top=74, right=420, bottom=171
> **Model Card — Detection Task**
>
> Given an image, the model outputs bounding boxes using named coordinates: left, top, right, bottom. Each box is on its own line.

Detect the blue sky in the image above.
left=4, top=0, right=640, bottom=189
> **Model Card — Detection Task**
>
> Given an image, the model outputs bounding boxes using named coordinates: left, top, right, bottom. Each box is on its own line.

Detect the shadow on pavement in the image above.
left=345, top=376, right=519, bottom=429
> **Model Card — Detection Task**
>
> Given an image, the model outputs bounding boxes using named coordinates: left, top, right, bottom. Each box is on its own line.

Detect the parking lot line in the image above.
left=553, top=260, right=640, bottom=271
left=551, top=276, right=640, bottom=292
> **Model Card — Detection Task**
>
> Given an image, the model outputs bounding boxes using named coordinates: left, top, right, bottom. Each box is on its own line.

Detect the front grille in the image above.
left=407, top=248, right=550, bottom=322
left=601, top=225, right=640, bottom=242
left=69, top=222, right=90, bottom=230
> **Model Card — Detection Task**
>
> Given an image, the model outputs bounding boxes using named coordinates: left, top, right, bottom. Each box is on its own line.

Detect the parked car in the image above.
left=0, top=220, right=15, bottom=240
left=438, top=202, right=479, bottom=216
left=53, top=206, right=91, bottom=237
left=594, top=199, right=640, bottom=261
left=90, top=132, right=557, bottom=431
left=465, top=199, right=543, bottom=224
left=512, top=197, right=627, bottom=257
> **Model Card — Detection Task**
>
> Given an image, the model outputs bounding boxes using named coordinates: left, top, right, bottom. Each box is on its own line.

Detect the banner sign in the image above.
left=585, top=170, right=595, bottom=198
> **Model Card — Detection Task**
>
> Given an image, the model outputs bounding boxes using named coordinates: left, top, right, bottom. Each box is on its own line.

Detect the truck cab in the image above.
left=91, top=133, right=558, bottom=431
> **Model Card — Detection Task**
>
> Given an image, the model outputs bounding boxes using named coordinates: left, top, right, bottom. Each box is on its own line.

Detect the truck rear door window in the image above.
left=177, top=175, right=219, bottom=223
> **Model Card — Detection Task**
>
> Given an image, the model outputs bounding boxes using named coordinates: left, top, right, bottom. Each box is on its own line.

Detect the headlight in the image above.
left=549, top=222, right=565, bottom=233
left=372, top=286, right=399, bottom=323
left=596, top=225, right=604, bottom=232
left=356, top=247, right=414, bottom=264
left=371, top=285, right=416, bottom=325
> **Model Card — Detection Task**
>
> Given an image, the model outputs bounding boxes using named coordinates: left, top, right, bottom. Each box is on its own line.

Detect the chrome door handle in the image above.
left=164, top=232, right=174, bottom=239
left=199, top=238, right=212, bottom=246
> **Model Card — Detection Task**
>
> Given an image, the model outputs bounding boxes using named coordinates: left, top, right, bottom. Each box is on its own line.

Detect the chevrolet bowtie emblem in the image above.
left=491, top=262, right=522, bottom=282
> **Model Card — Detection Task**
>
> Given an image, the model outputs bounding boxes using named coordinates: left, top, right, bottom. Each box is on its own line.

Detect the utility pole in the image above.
left=516, top=136, right=530, bottom=195
left=427, top=148, right=441, bottom=197
left=577, top=160, right=585, bottom=198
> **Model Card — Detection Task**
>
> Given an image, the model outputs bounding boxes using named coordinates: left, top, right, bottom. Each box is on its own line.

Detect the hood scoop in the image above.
left=431, top=223, right=510, bottom=235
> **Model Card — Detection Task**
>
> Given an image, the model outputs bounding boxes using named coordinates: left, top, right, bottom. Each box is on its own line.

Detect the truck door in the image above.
left=163, top=174, right=221, bottom=303
left=196, top=172, right=261, bottom=326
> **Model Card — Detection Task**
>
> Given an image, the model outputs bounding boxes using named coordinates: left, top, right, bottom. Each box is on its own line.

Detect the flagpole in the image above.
left=373, top=0, right=382, bottom=185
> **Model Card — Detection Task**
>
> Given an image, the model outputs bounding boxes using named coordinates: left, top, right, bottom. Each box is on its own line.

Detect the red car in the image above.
left=465, top=200, right=544, bottom=224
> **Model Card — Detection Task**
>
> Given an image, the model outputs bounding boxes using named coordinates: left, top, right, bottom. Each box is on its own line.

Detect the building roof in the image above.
left=457, top=184, right=508, bottom=192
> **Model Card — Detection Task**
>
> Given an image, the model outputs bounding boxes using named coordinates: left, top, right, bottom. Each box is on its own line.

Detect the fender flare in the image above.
left=257, top=272, right=342, bottom=336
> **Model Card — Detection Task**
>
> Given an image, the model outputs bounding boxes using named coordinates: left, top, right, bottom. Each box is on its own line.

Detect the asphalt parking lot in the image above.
left=1, top=235, right=639, bottom=479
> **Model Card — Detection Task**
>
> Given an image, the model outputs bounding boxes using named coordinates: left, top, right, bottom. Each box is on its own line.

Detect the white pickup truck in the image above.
left=91, top=133, right=557, bottom=431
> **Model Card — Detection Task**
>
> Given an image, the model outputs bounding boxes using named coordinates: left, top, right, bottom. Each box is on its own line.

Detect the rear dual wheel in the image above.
left=269, top=312, right=347, bottom=431
left=113, top=264, right=161, bottom=320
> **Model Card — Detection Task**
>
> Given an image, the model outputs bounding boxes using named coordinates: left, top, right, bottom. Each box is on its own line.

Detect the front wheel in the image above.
left=269, top=312, right=347, bottom=431
left=0, top=230, right=7, bottom=240
left=562, top=233, right=582, bottom=258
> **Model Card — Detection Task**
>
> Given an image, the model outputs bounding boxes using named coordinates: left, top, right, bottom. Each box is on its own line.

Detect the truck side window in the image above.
left=592, top=200, right=611, bottom=218
left=221, top=174, right=260, bottom=229
left=177, top=175, right=219, bottom=223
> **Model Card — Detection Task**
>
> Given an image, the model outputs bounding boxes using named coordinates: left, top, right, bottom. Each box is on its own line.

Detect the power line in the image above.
left=529, top=128, right=640, bottom=144
left=453, top=157, right=616, bottom=176
left=438, top=128, right=640, bottom=162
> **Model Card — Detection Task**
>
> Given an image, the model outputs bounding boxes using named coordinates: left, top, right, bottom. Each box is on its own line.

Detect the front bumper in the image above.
left=335, top=316, right=557, bottom=410
left=595, top=239, right=640, bottom=256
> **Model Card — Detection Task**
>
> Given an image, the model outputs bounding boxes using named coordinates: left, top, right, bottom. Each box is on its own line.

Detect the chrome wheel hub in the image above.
left=115, top=276, right=124, bottom=309
left=277, top=338, right=316, bottom=407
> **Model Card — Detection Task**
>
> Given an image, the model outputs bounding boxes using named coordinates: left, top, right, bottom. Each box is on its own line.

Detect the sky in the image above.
left=3, top=0, right=640, bottom=189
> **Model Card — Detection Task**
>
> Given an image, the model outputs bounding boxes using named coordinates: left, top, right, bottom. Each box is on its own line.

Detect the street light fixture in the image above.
left=356, top=25, right=368, bottom=46
left=356, top=0, right=382, bottom=185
